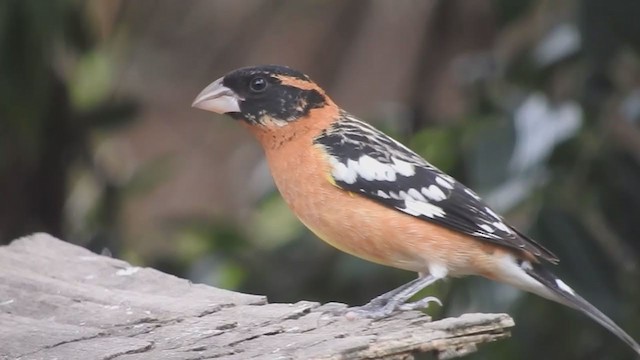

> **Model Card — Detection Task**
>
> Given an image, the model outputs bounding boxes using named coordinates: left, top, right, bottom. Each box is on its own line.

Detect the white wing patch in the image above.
left=403, top=198, right=445, bottom=218
left=492, top=221, right=512, bottom=234
left=464, top=188, right=482, bottom=201
left=485, top=206, right=502, bottom=221
left=422, top=185, right=446, bottom=201
left=327, top=152, right=445, bottom=219
left=472, top=220, right=513, bottom=239
left=331, top=155, right=416, bottom=184
left=478, top=224, right=495, bottom=233
left=329, top=157, right=358, bottom=184
left=391, top=158, right=416, bottom=177
left=435, top=176, right=454, bottom=190
left=407, top=188, right=427, bottom=202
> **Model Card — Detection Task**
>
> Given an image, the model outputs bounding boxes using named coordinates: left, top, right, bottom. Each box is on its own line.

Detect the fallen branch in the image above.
left=0, top=233, right=514, bottom=359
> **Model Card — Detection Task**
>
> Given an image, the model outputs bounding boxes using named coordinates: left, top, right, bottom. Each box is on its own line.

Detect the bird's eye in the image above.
left=249, top=76, right=268, bottom=93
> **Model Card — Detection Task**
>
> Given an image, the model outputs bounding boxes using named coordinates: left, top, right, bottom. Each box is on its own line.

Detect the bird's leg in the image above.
left=346, top=274, right=441, bottom=319
left=357, top=276, right=426, bottom=308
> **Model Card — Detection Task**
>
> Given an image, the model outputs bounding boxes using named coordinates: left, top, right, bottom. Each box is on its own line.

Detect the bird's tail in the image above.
left=522, top=261, right=640, bottom=356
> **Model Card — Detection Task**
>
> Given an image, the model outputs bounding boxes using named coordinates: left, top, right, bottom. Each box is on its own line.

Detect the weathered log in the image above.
left=0, top=234, right=514, bottom=359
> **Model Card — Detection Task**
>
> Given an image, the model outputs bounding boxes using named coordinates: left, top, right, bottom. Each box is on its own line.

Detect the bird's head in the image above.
left=192, top=65, right=331, bottom=128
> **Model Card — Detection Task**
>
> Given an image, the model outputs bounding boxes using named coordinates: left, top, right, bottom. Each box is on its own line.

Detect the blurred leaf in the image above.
left=123, top=155, right=173, bottom=197
left=409, top=126, right=460, bottom=172
left=175, top=225, right=216, bottom=261
left=69, top=49, right=113, bottom=110
left=216, top=261, right=247, bottom=289
left=250, top=194, right=305, bottom=249
left=173, top=218, right=248, bottom=256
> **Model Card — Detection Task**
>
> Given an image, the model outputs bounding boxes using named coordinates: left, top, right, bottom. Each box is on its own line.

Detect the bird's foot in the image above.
left=324, top=275, right=443, bottom=320
left=342, top=295, right=442, bottom=320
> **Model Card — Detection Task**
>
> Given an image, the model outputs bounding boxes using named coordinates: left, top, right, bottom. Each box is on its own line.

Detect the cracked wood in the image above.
left=0, top=233, right=514, bottom=360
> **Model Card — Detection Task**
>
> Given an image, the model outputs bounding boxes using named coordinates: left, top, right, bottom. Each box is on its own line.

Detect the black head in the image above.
left=193, top=65, right=327, bottom=125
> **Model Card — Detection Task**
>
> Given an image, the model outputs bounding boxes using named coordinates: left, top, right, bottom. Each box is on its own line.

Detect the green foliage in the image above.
left=0, top=0, right=137, bottom=246
left=250, top=193, right=306, bottom=249
left=410, top=126, right=461, bottom=173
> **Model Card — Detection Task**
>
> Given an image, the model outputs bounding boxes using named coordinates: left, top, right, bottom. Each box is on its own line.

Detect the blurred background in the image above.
left=2, top=0, right=640, bottom=358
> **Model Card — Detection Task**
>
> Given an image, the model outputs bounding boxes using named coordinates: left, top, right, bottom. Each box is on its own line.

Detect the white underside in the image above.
left=493, top=253, right=557, bottom=302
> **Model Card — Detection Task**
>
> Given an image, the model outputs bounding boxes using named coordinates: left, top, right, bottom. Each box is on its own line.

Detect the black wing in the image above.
left=314, top=112, right=558, bottom=264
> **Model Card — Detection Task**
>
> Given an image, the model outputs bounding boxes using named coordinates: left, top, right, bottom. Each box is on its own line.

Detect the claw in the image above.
left=341, top=295, right=442, bottom=320
left=334, top=274, right=444, bottom=320
left=397, top=296, right=442, bottom=311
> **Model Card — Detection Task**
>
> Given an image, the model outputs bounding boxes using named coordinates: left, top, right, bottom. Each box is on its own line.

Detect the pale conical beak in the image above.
left=192, top=77, right=241, bottom=114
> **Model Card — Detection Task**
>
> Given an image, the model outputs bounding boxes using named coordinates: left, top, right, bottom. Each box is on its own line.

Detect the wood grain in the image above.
left=0, top=233, right=514, bottom=360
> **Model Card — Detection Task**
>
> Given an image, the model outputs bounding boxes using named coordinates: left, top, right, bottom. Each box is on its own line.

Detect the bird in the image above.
left=192, top=64, right=640, bottom=356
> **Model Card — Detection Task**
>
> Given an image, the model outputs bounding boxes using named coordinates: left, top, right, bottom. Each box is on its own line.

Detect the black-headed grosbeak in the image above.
left=192, top=65, right=640, bottom=356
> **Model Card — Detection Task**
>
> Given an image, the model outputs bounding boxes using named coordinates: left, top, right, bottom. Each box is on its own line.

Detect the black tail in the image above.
left=525, top=263, right=640, bottom=357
